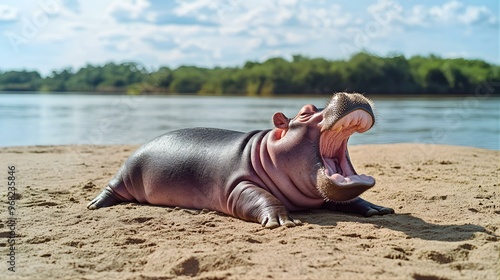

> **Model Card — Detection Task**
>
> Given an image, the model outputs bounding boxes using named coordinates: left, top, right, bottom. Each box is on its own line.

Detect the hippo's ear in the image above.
left=272, top=112, right=289, bottom=129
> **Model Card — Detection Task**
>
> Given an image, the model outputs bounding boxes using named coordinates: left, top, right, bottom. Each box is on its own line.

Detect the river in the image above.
left=0, top=93, right=498, bottom=150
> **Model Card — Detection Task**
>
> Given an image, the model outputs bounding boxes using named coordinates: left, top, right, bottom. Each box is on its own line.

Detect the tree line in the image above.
left=0, top=52, right=498, bottom=95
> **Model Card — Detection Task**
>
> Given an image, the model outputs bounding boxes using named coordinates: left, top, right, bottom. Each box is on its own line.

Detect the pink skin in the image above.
left=250, top=105, right=326, bottom=211
left=251, top=104, right=374, bottom=211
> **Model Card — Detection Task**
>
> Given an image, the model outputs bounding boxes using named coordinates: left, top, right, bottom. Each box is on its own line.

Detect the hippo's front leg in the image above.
left=229, top=182, right=301, bottom=229
left=322, top=197, right=394, bottom=217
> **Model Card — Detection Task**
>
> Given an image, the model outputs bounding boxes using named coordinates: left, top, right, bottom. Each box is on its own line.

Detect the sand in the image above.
left=0, top=143, right=499, bottom=280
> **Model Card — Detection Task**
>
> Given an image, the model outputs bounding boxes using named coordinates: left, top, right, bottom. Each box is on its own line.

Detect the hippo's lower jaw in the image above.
left=316, top=109, right=375, bottom=201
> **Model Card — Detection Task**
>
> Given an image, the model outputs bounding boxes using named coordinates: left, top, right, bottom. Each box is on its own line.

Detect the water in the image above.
left=0, top=93, right=498, bottom=150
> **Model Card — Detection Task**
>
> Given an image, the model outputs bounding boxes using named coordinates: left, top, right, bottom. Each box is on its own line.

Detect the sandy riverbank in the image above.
left=0, top=143, right=498, bottom=280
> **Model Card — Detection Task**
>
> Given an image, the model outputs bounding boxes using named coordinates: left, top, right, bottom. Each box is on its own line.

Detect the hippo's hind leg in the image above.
left=230, top=182, right=302, bottom=229
left=87, top=169, right=133, bottom=210
left=87, top=185, right=128, bottom=210
left=323, top=197, right=394, bottom=217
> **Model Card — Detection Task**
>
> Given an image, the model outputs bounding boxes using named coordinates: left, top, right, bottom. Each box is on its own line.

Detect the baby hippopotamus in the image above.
left=88, top=92, right=394, bottom=228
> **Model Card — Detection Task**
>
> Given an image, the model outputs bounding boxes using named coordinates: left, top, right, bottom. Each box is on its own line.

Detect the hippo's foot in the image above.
left=259, top=206, right=302, bottom=229
left=231, top=183, right=302, bottom=229
left=323, top=197, right=394, bottom=217
left=87, top=186, right=126, bottom=210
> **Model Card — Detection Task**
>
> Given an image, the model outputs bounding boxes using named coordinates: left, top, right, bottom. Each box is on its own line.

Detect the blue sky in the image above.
left=0, top=0, right=498, bottom=75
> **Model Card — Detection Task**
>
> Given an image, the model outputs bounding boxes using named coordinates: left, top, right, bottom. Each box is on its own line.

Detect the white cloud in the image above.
left=404, top=5, right=429, bottom=27
left=357, top=0, right=403, bottom=39
left=400, top=1, right=498, bottom=27
left=243, top=37, right=263, bottom=52
left=458, top=5, right=498, bottom=25
left=297, top=3, right=353, bottom=30
left=284, top=32, right=305, bottom=44
left=1, top=0, right=498, bottom=74
left=428, top=1, right=463, bottom=22
left=173, top=0, right=210, bottom=16
left=367, top=0, right=403, bottom=19
left=62, top=0, right=80, bottom=14
left=0, top=5, right=18, bottom=21
left=278, top=0, right=298, bottom=6
left=107, top=0, right=152, bottom=22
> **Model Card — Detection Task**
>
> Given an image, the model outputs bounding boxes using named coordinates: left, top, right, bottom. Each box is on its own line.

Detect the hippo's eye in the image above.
left=298, top=105, right=318, bottom=119
left=299, top=112, right=313, bottom=118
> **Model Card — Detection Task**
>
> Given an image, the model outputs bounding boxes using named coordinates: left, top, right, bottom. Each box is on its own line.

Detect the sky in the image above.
left=0, top=0, right=498, bottom=76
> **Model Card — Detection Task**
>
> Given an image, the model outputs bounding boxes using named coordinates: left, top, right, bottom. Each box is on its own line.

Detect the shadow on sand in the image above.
left=294, top=210, right=498, bottom=242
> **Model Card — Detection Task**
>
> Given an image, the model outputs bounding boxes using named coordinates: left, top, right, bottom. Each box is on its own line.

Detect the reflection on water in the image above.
left=0, top=93, right=498, bottom=150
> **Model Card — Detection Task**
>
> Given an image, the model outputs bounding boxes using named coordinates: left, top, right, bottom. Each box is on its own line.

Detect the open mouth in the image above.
left=318, top=109, right=375, bottom=200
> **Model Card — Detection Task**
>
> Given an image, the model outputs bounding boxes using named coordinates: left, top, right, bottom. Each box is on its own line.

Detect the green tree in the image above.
left=0, top=70, right=42, bottom=91
left=65, top=64, right=104, bottom=91
left=0, top=52, right=498, bottom=95
left=345, top=52, right=386, bottom=93
left=42, top=68, right=73, bottom=91
left=169, top=66, right=208, bottom=94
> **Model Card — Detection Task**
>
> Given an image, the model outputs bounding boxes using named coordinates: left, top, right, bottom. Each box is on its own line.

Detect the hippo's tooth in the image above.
left=331, top=173, right=346, bottom=183
left=331, top=125, right=343, bottom=132
left=323, top=158, right=337, bottom=175
left=326, top=163, right=335, bottom=175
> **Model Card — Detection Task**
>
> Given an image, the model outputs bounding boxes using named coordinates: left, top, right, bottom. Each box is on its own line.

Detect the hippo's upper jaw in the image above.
left=315, top=93, right=376, bottom=202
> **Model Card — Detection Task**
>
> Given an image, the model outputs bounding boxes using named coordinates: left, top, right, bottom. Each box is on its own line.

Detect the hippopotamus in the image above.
left=88, top=92, right=394, bottom=228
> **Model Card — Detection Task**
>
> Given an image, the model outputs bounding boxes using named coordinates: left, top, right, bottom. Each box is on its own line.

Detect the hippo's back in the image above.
left=120, top=128, right=263, bottom=208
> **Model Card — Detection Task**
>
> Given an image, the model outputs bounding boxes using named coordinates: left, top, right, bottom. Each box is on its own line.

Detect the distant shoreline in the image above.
left=1, top=53, right=498, bottom=96
left=1, top=142, right=499, bottom=151
left=1, top=91, right=499, bottom=98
